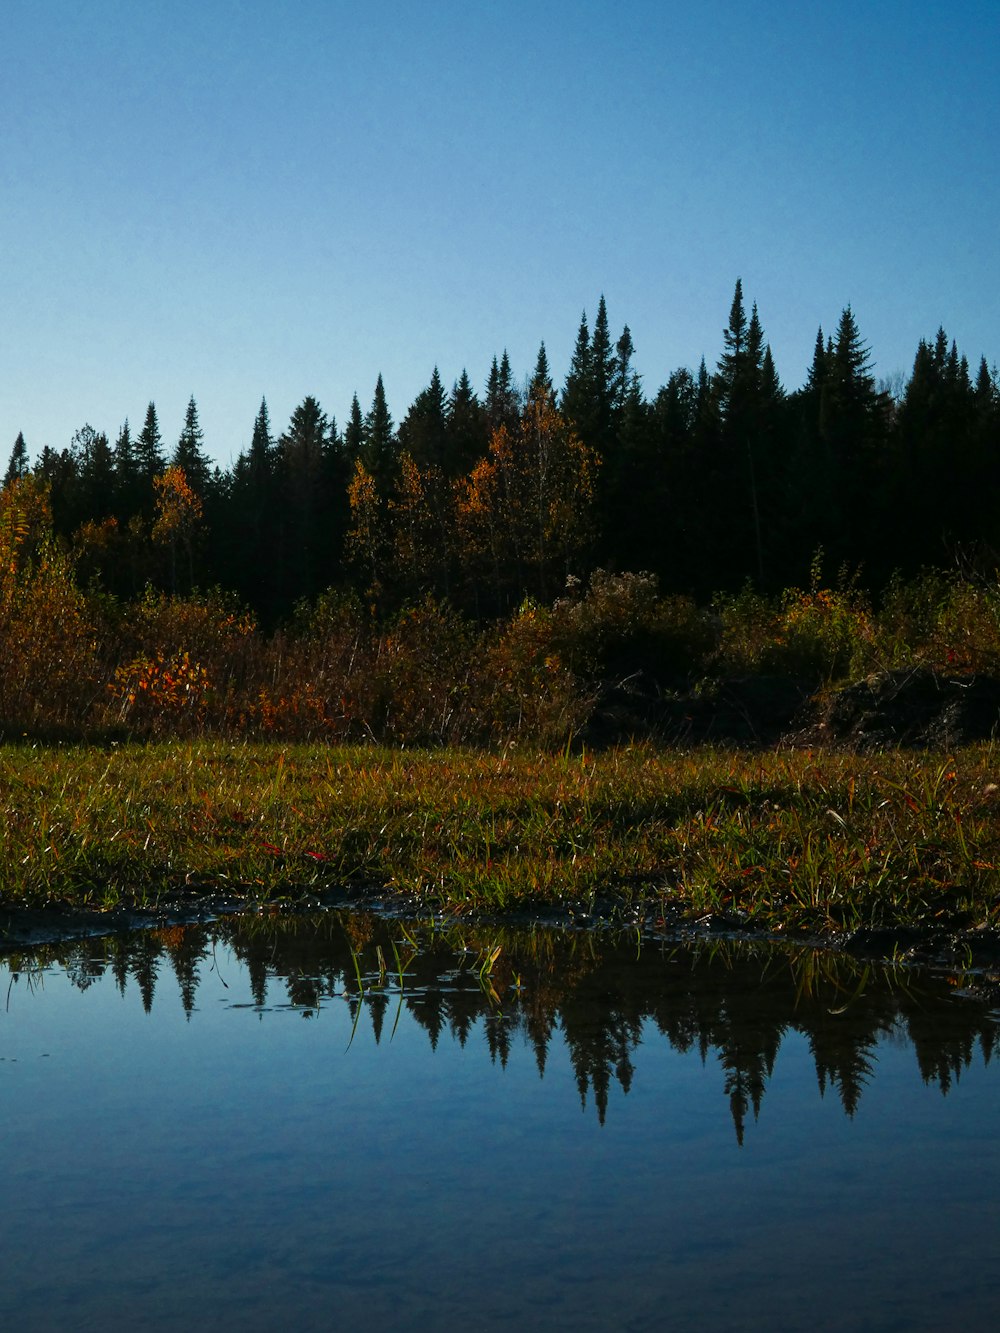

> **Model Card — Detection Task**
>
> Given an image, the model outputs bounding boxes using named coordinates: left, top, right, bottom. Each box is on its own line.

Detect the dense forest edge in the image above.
left=3, top=279, right=1000, bottom=746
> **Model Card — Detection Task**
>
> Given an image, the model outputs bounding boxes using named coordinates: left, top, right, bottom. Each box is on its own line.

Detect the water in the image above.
left=2, top=912, right=998, bottom=1331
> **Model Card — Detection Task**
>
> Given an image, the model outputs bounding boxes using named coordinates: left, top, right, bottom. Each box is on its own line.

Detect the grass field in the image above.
left=3, top=739, right=1000, bottom=937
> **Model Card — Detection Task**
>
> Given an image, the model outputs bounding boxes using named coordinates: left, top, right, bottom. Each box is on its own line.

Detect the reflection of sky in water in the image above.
left=1, top=932, right=999, bottom=1331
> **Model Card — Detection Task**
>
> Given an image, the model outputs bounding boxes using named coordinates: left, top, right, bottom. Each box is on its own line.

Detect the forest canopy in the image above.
left=4, top=281, right=996, bottom=623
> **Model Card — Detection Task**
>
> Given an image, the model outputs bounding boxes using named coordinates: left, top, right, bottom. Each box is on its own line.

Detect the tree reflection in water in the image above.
left=5, top=912, right=997, bottom=1143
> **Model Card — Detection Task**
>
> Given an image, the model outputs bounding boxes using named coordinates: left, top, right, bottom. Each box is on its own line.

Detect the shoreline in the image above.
left=5, top=886, right=1000, bottom=979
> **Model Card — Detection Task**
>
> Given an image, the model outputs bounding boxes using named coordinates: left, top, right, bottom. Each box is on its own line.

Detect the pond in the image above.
left=2, top=911, right=999, bottom=1331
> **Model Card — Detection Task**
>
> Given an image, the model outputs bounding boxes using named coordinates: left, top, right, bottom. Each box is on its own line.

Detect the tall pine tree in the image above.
left=172, top=396, right=212, bottom=496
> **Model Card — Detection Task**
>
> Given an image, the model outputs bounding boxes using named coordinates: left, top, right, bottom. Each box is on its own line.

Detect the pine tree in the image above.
left=597, top=321, right=646, bottom=566
left=398, top=367, right=448, bottom=472
left=561, top=311, right=592, bottom=435
left=716, top=278, right=749, bottom=398
left=344, top=393, right=365, bottom=461
left=362, top=374, right=396, bottom=493
left=611, top=326, right=637, bottom=414
left=485, top=352, right=519, bottom=432
left=72, top=424, right=116, bottom=522
left=446, top=370, right=487, bottom=475
left=226, top=399, right=280, bottom=619
left=588, top=294, right=616, bottom=450
left=822, top=306, right=890, bottom=570
left=278, top=395, right=335, bottom=602
left=172, top=396, right=212, bottom=496
left=248, top=397, right=275, bottom=481
left=805, top=327, right=827, bottom=393
left=136, top=402, right=165, bottom=494
left=707, top=282, right=775, bottom=586
left=3, top=432, right=29, bottom=486
left=113, top=419, right=145, bottom=519
left=528, top=343, right=553, bottom=405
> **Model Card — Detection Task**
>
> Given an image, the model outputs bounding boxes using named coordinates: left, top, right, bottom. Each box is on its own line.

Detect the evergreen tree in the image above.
left=172, top=396, right=212, bottom=496
left=716, top=278, right=749, bottom=399
left=113, top=420, right=145, bottom=518
left=446, top=370, right=488, bottom=475
left=226, top=399, right=281, bottom=619
left=588, top=294, right=616, bottom=452
left=611, top=327, right=638, bottom=414
left=34, top=445, right=77, bottom=538
left=344, top=393, right=365, bottom=461
left=72, top=423, right=116, bottom=522
left=3, top=432, right=29, bottom=486
left=277, top=395, right=336, bottom=603
left=597, top=322, right=647, bottom=567
left=362, top=374, right=396, bottom=493
left=136, top=402, right=165, bottom=495
left=805, top=327, right=827, bottom=393
left=821, top=305, right=890, bottom=569
left=398, top=367, right=449, bottom=472
left=248, top=397, right=276, bottom=479
left=485, top=352, right=519, bottom=432
left=893, top=328, right=982, bottom=567
left=561, top=312, right=592, bottom=435
left=528, top=343, right=553, bottom=405
left=706, top=282, right=776, bottom=586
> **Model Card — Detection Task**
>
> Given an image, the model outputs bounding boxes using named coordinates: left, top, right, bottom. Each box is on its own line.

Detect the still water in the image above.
left=2, top=912, right=998, bottom=1331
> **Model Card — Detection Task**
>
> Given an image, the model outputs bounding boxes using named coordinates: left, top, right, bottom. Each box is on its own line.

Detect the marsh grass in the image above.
left=3, top=740, right=1000, bottom=934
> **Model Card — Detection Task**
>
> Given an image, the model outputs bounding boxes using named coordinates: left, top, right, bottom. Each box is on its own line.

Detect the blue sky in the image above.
left=2, top=0, right=997, bottom=468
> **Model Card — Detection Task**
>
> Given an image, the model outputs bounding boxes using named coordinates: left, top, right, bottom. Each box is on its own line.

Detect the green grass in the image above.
left=3, top=740, right=1000, bottom=935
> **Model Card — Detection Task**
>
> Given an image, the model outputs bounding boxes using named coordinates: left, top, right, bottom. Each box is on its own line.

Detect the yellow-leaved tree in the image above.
left=152, top=465, right=203, bottom=593
left=0, top=475, right=99, bottom=731
left=346, top=458, right=389, bottom=609
left=455, top=389, right=599, bottom=611
left=388, top=453, right=454, bottom=601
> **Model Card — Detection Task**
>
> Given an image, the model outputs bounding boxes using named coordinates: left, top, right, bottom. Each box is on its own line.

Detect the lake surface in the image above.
left=2, top=911, right=999, bottom=1331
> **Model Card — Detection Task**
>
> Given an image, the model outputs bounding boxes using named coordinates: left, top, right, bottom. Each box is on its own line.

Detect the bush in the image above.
left=105, top=588, right=258, bottom=735
left=715, top=555, right=877, bottom=682
left=0, top=477, right=101, bottom=733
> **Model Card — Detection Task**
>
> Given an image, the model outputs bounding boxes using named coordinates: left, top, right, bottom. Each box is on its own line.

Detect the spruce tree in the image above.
left=708, top=282, right=773, bottom=586
left=172, top=396, right=212, bottom=496
left=3, top=432, right=29, bottom=486
left=225, top=399, right=279, bottom=619
left=398, top=367, right=448, bottom=471
left=113, top=419, right=145, bottom=518
left=248, top=398, right=275, bottom=480
left=485, top=352, right=519, bottom=432
left=136, top=402, right=165, bottom=493
left=446, top=370, right=488, bottom=475
left=588, top=294, right=616, bottom=450
left=362, top=374, right=396, bottom=492
left=344, top=393, right=365, bottom=461
left=822, top=306, right=890, bottom=570
left=717, top=278, right=748, bottom=395
left=72, top=423, right=116, bottom=522
left=561, top=312, right=592, bottom=434
left=277, top=395, right=334, bottom=602
left=529, top=343, right=553, bottom=402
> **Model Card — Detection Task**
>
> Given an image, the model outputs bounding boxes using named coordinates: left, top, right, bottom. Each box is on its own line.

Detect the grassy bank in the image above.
left=3, top=740, right=1000, bottom=936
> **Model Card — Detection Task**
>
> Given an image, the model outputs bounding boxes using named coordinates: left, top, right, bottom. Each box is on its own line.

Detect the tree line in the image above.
left=4, top=279, right=999, bottom=625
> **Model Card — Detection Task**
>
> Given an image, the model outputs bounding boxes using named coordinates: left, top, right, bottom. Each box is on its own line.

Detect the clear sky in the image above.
left=2, top=0, right=997, bottom=468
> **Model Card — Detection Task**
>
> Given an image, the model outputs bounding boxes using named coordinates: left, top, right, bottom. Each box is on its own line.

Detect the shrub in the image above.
left=105, top=587, right=258, bottom=735
left=0, top=477, right=100, bottom=733
left=477, top=599, right=592, bottom=746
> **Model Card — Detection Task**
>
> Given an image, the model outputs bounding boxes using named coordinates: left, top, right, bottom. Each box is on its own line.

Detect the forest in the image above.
left=3, top=279, right=1000, bottom=744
